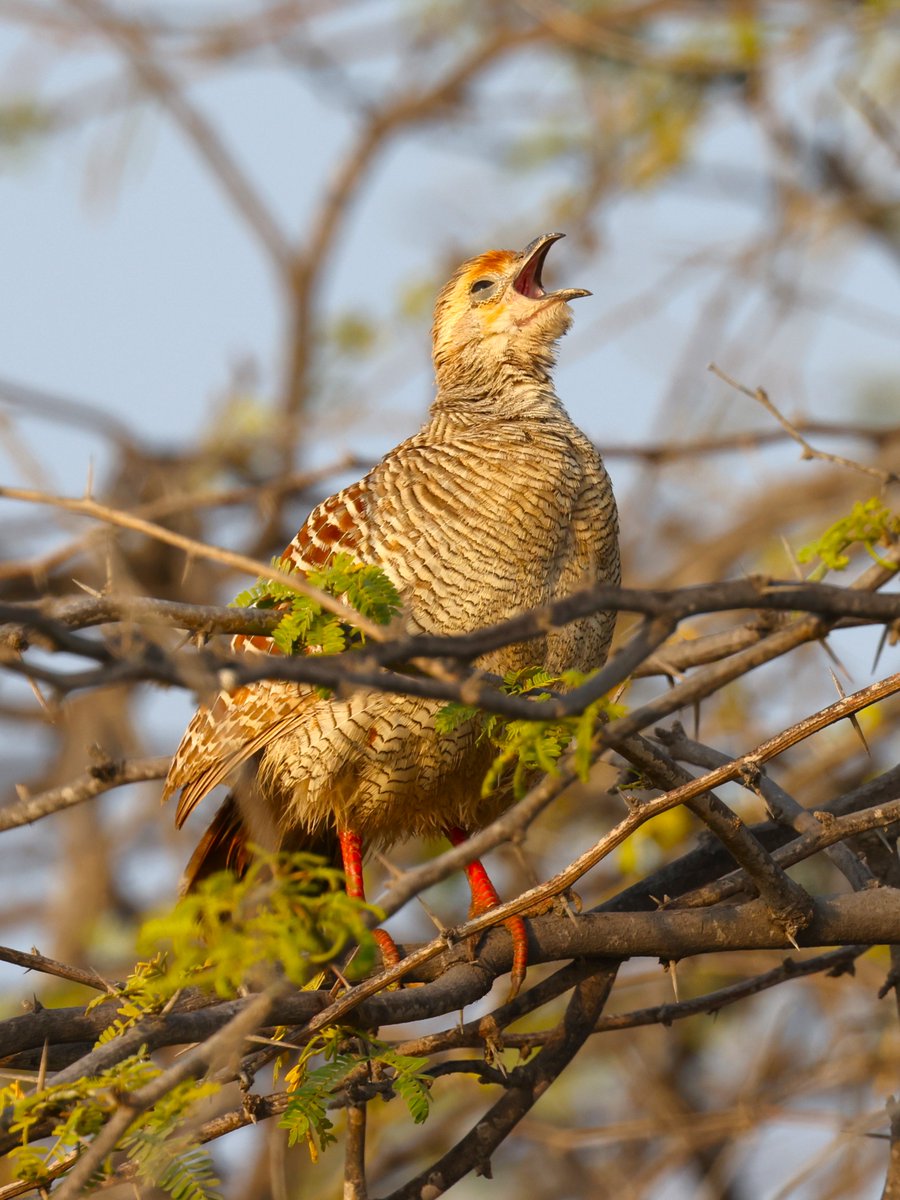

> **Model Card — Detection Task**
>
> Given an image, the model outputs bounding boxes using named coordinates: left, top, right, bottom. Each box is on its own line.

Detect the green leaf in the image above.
left=797, top=498, right=900, bottom=578
left=117, top=851, right=378, bottom=1014
left=279, top=1053, right=358, bottom=1158
left=435, top=666, right=629, bottom=799
left=434, top=701, right=479, bottom=734
left=119, top=1077, right=222, bottom=1200
left=230, top=555, right=401, bottom=657
left=376, top=1047, right=432, bottom=1125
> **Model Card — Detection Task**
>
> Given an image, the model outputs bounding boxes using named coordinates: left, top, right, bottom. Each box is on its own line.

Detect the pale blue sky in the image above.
left=1, top=18, right=897, bottom=504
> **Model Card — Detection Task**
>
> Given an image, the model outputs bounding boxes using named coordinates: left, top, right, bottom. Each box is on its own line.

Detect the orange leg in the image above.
left=338, top=829, right=400, bottom=970
left=446, top=826, right=528, bottom=998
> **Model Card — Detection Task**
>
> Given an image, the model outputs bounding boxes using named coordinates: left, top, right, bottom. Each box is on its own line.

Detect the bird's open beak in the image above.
left=512, top=233, right=591, bottom=302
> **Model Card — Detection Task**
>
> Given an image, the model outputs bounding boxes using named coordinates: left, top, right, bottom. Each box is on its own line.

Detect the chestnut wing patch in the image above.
left=164, top=480, right=372, bottom=820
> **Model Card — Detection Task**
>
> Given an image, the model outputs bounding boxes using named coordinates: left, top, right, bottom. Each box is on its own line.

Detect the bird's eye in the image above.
left=470, top=279, right=495, bottom=294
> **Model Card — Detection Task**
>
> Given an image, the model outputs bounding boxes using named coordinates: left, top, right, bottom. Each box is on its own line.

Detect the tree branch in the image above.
left=379, top=964, right=618, bottom=1198
left=0, top=756, right=169, bottom=832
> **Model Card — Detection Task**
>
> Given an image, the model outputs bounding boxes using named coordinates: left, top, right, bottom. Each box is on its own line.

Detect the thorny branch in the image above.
left=0, top=495, right=897, bottom=1194
left=0, top=755, right=169, bottom=833
left=708, top=361, right=899, bottom=485
left=0, top=484, right=387, bottom=637
left=2, top=2, right=900, bottom=1196
left=1, top=569, right=899, bottom=718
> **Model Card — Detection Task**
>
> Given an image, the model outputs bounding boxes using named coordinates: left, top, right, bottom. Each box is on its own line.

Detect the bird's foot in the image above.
left=499, top=914, right=528, bottom=1000
left=373, top=927, right=401, bottom=972
left=339, top=828, right=403, bottom=988
left=446, top=826, right=528, bottom=1000
left=467, top=902, right=528, bottom=1001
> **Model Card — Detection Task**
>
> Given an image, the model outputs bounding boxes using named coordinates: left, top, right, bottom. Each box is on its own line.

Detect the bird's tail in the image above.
left=181, top=793, right=339, bottom=894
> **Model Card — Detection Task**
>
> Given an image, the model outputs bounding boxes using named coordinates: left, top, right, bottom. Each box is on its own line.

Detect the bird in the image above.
left=164, top=232, right=620, bottom=995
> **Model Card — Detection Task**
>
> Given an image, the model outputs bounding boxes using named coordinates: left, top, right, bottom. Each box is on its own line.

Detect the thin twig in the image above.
left=617, top=733, right=815, bottom=943
left=0, top=945, right=117, bottom=994
left=3, top=573, right=900, bottom=722
left=658, top=727, right=874, bottom=891
left=1, top=756, right=169, bottom=832
left=379, top=966, right=618, bottom=1199
left=709, top=362, right=898, bottom=485
left=0, top=484, right=386, bottom=638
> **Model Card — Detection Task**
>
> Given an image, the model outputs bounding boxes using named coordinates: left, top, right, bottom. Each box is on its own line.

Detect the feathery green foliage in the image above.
left=84, top=852, right=377, bottom=1059
left=278, top=1032, right=432, bottom=1162
left=1, top=853, right=386, bottom=1191
left=280, top=1049, right=356, bottom=1160
left=89, top=951, right=168, bottom=1043
left=1, top=1057, right=221, bottom=1198
left=797, top=498, right=900, bottom=578
left=134, top=852, right=379, bottom=1002
left=118, top=1078, right=223, bottom=1200
left=231, top=553, right=401, bottom=656
left=376, top=1043, right=432, bottom=1125
left=437, top=666, right=626, bottom=797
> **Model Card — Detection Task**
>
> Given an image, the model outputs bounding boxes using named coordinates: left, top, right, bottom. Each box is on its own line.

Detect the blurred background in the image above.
left=1, top=2, right=899, bottom=1197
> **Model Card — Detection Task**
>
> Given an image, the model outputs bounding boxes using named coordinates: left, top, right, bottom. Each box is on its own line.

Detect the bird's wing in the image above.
left=164, top=679, right=317, bottom=825
left=163, top=477, right=380, bottom=821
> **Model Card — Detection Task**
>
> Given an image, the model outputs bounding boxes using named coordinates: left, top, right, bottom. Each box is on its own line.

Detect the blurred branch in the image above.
left=844, top=85, right=900, bottom=169
left=884, top=1095, right=900, bottom=1200
left=344, top=1096, right=368, bottom=1200
left=0, top=944, right=117, bottom=994
left=601, top=420, right=900, bottom=463
left=279, top=21, right=539, bottom=435
left=64, top=0, right=293, bottom=269
left=515, top=0, right=761, bottom=77
left=0, top=755, right=169, bottom=833
left=709, top=362, right=899, bottom=485
left=10, top=575, right=900, bottom=641
left=0, top=376, right=137, bottom=451
left=0, top=454, right=364, bottom=588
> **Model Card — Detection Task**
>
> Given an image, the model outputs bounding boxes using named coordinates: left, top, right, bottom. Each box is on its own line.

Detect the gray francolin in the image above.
left=164, top=232, right=620, bottom=993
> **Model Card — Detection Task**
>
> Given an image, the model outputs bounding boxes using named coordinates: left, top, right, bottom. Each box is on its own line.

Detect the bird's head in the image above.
left=431, top=233, right=590, bottom=398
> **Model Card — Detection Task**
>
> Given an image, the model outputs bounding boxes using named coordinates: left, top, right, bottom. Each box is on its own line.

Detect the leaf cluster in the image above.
left=117, top=1077, right=223, bottom=1200
left=82, top=852, right=377, bottom=1057
left=133, top=852, right=379, bottom=1002
left=0, top=855, right=388, bottom=1196
left=278, top=1031, right=431, bottom=1162
left=232, top=553, right=401, bottom=656
left=1, top=1056, right=221, bottom=1199
left=436, top=666, right=627, bottom=798
left=797, top=498, right=900, bottom=578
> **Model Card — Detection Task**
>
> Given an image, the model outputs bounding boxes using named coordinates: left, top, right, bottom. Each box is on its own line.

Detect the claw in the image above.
left=373, top=927, right=401, bottom=970
left=504, top=914, right=528, bottom=999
